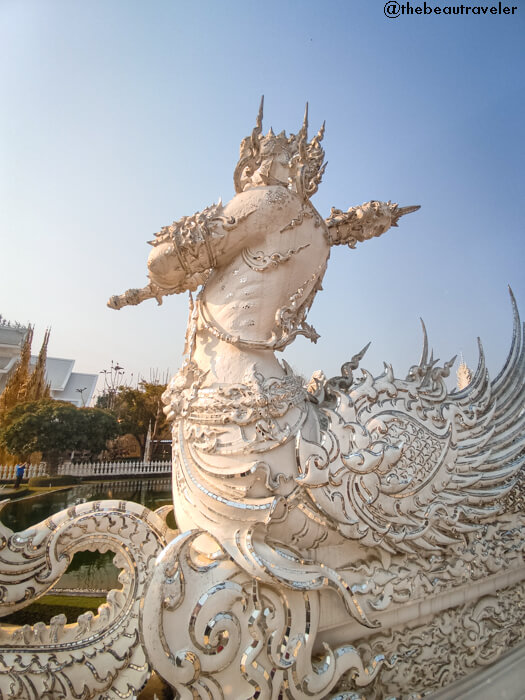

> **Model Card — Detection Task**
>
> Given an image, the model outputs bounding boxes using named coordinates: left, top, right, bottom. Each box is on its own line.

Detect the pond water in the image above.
left=0, top=478, right=173, bottom=596
left=1, top=477, right=173, bottom=532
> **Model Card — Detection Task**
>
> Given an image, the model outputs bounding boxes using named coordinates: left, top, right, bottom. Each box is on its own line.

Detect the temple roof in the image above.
left=29, top=356, right=97, bottom=406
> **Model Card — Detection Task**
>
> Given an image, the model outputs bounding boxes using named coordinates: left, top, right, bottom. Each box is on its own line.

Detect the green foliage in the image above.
left=97, top=381, right=169, bottom=457
left=0, top=400, right=119, bottom=474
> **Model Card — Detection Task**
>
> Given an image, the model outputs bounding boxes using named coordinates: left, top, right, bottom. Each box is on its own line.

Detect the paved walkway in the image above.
left=0, top=487, right=29, bottom=498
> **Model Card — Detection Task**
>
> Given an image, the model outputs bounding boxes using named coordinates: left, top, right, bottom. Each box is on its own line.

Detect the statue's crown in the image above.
left=234, top=97, right=326, bottom=199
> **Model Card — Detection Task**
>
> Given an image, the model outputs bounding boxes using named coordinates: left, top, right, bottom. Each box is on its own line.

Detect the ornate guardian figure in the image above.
left=1, top=101, right=522, bottom=700
left=104, top=100, right=524, bottom=698
left=108, top=100, right=423, bottom=625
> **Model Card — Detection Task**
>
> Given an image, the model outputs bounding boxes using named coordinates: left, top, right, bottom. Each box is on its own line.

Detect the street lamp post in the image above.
left=76, top=387, right=87, bottom=407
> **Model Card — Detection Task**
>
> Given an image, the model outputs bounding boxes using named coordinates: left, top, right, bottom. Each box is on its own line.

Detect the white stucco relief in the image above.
left=1, top=100, right=523, bottom=699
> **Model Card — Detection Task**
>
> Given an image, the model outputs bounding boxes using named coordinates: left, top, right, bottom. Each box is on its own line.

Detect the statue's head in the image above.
left=234, top=98, right=326, bottom=200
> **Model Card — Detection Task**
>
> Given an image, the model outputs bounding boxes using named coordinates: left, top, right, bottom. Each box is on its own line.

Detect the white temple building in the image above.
left=0, top=322, right=26, bottom=393
left=30, top=356, right=97, bottom=406
left=0, top=318, right=97, bottom=406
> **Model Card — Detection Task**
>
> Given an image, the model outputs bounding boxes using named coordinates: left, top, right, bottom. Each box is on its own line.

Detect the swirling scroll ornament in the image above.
left=141, top=530, right=388, bottom=699
left=0, top=500, right=171, bottom=699
left=241, top=243, right=310, bottom=271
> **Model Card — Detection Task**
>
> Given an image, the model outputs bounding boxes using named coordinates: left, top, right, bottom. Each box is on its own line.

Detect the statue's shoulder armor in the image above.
left=148, top=201, right=245, bottom=292
left=152, top=201, right=233, bottom=261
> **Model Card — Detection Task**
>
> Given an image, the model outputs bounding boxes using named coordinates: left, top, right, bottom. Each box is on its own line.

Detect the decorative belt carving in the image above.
left=184, top=373, right=307, bottom=425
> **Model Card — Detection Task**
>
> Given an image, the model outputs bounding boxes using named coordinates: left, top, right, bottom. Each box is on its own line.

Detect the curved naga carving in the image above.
left=0, top=500, right=170, bottom=698
left=141, top=531, right=389, bottom=700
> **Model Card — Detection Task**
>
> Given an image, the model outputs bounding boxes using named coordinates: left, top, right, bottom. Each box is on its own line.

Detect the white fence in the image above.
left=0, top=464, right=47, bottom=480
left=59, top=460, right=171, bottom=477
left=0, top=461, right=171, bottom=480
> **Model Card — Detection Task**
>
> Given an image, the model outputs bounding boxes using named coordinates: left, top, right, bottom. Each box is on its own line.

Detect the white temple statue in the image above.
left=1, top=100, right=523, bottom=699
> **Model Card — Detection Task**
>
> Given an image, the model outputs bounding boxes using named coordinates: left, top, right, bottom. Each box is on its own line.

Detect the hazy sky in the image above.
left=1, top=0, right=524, bottom=395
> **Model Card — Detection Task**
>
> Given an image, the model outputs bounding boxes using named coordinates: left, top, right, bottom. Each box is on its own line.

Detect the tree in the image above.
left=0, top=326, right=50, bottom=414
left=97, top=381, right=169, bottom=458
left=0, top=400, right=119, bottom=475
left=25, top=328, right=51, bottom=402
left=0, top=325, right=51, bottom=465
left=0, top=327, right=33, bottom=416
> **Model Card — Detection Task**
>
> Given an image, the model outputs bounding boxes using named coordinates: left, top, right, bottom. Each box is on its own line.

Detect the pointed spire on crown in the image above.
left=251, top=95, right=264, bottom=150
left=311, top=120, right=325, bottom=149
left=234, top=98, right=327, bottom=199
left=298, top=103, right=309, bottom=160
left=301, top=102, right=309, bottom=138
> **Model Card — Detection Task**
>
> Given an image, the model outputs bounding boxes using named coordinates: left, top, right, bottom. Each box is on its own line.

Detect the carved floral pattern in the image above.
left=336, top=582, right=525, bottom=699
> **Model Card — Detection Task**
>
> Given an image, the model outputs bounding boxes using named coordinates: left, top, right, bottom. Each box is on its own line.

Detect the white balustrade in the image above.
left=0, top=463, right=46, bottom=481
left=56, top=460, right=171, bottom=477
left=0, top=461, right=171, bottom=480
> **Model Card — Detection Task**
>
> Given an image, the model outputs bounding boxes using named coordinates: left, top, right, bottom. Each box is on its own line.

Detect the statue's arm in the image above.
left=107, top=188, right=298, bottom=310
left=325, top=201, right=420, bottom=249
left=107, top=201, right=249, bottom=310
left=107, top=282, right=166, bottom=310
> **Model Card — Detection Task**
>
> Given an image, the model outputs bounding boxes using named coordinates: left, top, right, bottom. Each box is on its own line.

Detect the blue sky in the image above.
left=1, top=0, right=524, bottom=392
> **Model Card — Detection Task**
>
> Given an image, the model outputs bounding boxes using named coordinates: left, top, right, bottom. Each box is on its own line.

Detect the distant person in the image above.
left=14, top=462, right=26, bottom=489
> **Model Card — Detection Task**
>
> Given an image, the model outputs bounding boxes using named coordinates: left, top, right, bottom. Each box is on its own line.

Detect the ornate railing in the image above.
left=0, top=463, right=46, bottom=480
left=58, top=460, right=171, bottom=477
left=0, top=461, right=171, bottom=480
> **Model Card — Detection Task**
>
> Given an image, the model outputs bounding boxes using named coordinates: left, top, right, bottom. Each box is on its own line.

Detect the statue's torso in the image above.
left=194, top=186, right=330, bottom=386
left=168, top=186, right=332, bottom=537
